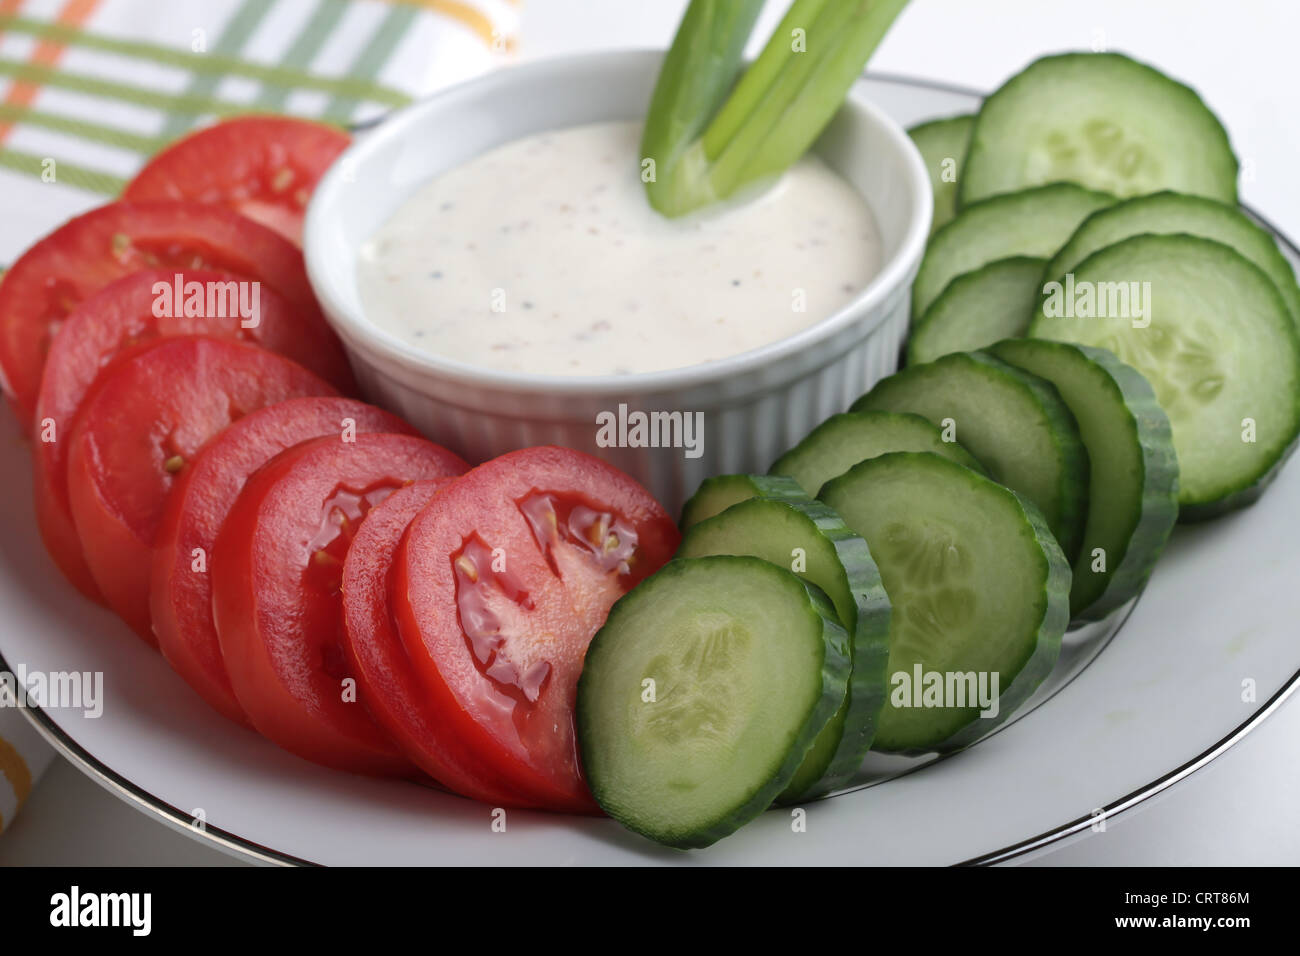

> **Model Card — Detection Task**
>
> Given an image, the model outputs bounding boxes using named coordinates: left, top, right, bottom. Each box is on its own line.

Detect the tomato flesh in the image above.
left=65, top=337, right=336, bottom=640
left=33, top=268, right=354, bottom=601
left=0, top=200, right=330, bottom=424
left=123, top=117, right=350, bottom=245
left=392, top=446, right=679, bottom=811
left=151, top=397, right=414, bottom=725
left=342, top=479, right=551, bottom=807
left=211, top=433, right=468, bottom=775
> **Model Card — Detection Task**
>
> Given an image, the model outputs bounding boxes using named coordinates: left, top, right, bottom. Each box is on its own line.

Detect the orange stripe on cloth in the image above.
left=0, top=0, right=101, bottom=144
left=387, top=0, right=509, bottom=51
left=0, top=734, right=34, bottom=830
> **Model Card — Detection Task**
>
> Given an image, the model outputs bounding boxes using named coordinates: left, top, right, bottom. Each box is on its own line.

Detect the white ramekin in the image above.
left=304, top=50, right=931, bottom=514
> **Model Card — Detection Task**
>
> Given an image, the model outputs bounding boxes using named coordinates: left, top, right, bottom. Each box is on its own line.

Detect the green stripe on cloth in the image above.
left=320, top=4, right=419, bottom=124
left=0, top=148, right=125, bottom=195
left=158, top=0, right=275, bottom=139
left=0, top=60, right=266, bottom=119
left=0, top=2, right=424, bottom=198
left=255, top=0, right=350, bottom=111
left=0, top=103, right=168, bottom=153
left=0, top=14, right=410, bottom=106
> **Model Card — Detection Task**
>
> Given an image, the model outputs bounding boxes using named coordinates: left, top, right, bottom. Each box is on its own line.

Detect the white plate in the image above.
left=4, top=74, right=1299, bottom=866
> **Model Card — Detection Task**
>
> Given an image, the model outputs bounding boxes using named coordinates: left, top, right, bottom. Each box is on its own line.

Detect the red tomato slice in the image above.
left=0, top=200, right=330, bottom=424
left=212, top=433, right=469, bottom=775
left=123, top=117, right=350, bottom=244
left=152, top=397, right=416, bottom=726
left=34, top=268, right=355, bottom=601
left=66, top=337, right=337, bottom=641
left=342, top=480, right=548, bottom=807
left=391, top=446, right=679, bottom=812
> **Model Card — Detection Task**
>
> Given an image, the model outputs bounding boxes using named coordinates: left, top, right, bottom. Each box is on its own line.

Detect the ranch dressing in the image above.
left=356, top=120, right=882, bottom=376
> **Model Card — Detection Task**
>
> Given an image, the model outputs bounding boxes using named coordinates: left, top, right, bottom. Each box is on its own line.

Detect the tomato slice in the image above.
left=66, top=337, right=337, bottom=640
left=391, top=446, right=679, bottom=812
left=123, top=117, right=350, bottom=244
left=342, top=479, right=548, bottom=807
left=211, top=433, right=469, bottom=775
left=152, top=397, right=416, bottom=726
left=34, top=268, right=355, bottom=601
left=0, top=200, right=330, bottom=424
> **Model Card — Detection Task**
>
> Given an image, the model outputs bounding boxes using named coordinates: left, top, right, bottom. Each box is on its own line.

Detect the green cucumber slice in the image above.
left=678, top=496, right=891, bottom=799
left=907, top=256, right=1045, bottom=365
left=1044, top=190, right=1300, bottom=324
left=990, top=339, right=1179, bottom=620
left=960, top=52, right=1238, bottom=206
left=678, top=472, right=805, bottom=531
left=907, top=114, right=973, bottom=236
left=820, top=452, right=1069, bottom=753
left=912, top=182, right=1114, bottom=319
left=1028, top=234, right=1300, bottom=518
left=577, top=555, right=851, bottom=849
left=851, top=351, right=1090, bottom=560
left=769, top=410, right=985, bottom=496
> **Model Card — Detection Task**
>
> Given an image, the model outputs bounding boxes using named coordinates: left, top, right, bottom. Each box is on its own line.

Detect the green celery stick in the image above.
left=645, top=0, right=909, bottom=217
left=703, top=0, right=850, bottom=162
left=640, top=0, right=766, bottom=215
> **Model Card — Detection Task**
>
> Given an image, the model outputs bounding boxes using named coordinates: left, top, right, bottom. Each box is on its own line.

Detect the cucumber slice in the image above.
left=913, top=183, right=1114, bottom=319
left=907, top=256, right=1045, bottom=365
left=990, top=339, right=1179, bottom=620
left=577, top=555, right=851, bottom=849
left=1044, top=191, right=1300, bottom=324
left=961, top=52, right=1238, bottom=206
left=770, top=410, right=985, bottom=496
left=851, top=351, right=1090, bottom=560
left=678, top=496, right=891, bottom=799
left=821, top=452, right=1069, bottom=753
left=1029, top=234, right=1300, bottom=518
left=678, top=472, right=805, bottom=531
left=907, top=114, right=973, bottom=236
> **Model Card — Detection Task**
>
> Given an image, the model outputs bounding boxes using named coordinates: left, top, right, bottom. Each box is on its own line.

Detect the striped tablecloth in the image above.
left=0, top=0, right=519, bottom=837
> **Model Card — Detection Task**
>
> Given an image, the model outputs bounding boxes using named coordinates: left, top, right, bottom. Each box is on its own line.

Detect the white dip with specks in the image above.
left=356, top=120, right=882, bottom=376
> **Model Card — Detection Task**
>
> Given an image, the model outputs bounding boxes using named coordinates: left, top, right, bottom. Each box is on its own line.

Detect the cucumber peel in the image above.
left=912, top=182, right=1115, bottom=319
left=821, top=452, right=1069, bottom=754
left=678, top=494, right=891, bottom=799
left=1029, top=233, right=1300, bottom=518
left=960, top=52, right=1239, bottom=206
left=851, top=350, right=1092, bottom=562
left=907, top=113, right=973, bottom=236
left=770, top=409, right=986, bottom=496
left=1044, top=190, right=1300, bottom=326
left=991, top=338, right=1179, bottom=620
left=578, top=555, right=851, bottom=848
left=906, top=255, right=1045, bottom=365
left=679, top=472, right=806, bottom=531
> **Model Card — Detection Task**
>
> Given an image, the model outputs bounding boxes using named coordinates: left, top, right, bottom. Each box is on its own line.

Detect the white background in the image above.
left=2, top=0, right=1297, bottom=865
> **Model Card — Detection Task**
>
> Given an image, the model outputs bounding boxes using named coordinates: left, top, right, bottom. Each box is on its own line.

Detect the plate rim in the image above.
left=6, top=70, right=1298, bottom=868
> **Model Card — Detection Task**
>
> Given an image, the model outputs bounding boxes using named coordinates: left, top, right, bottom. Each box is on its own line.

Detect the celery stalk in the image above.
left=640, top=0, right=766, bottom=215
left=702, top=0, right=848, bottom=162
left=644, top=0, right=909, bottom=218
